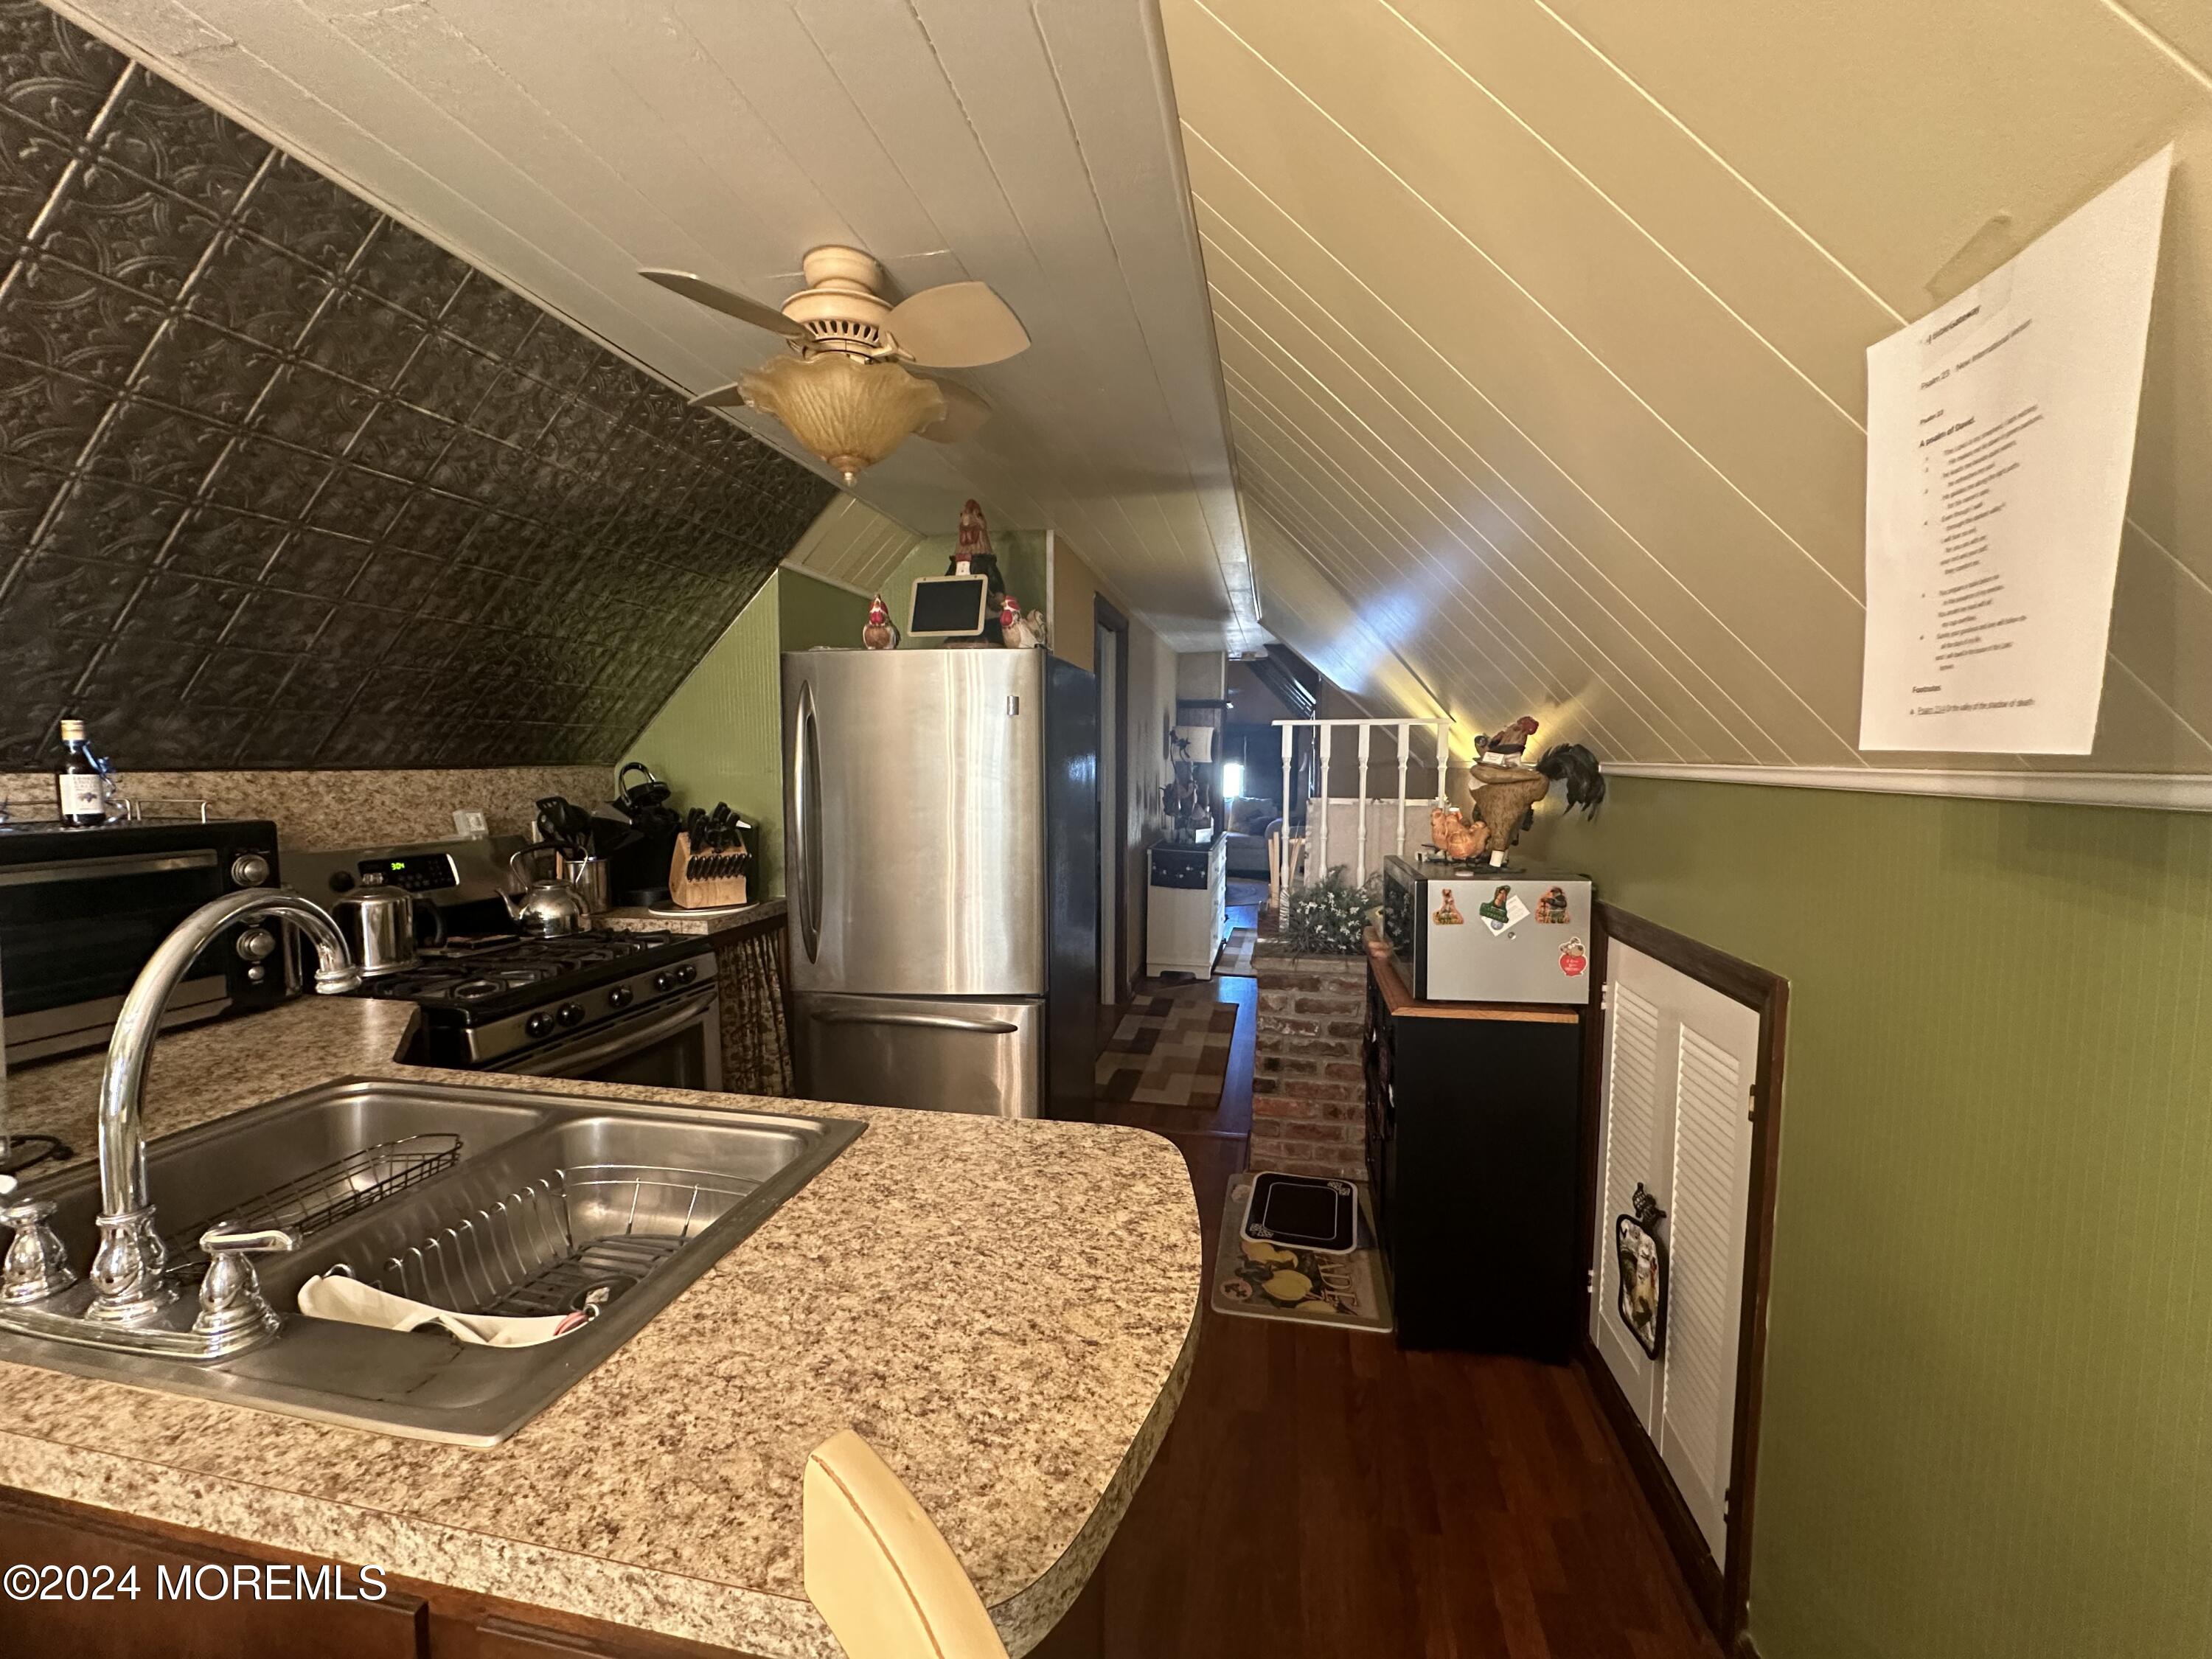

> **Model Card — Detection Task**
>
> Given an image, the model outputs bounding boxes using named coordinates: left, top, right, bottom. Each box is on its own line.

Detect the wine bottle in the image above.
left=55, top=718, right=105, bottom=827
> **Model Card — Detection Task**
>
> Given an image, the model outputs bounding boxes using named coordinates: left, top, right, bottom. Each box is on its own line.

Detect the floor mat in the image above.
left=1096, top=995, right=1240, bottom=1109
left=1211, top=1172, right=1394, bottom=1333
left=1216, top=925, right=1258, bottom=977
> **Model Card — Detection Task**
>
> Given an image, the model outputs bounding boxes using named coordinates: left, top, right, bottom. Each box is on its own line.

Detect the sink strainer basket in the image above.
left=326, top=1164, right=762, bottom=1319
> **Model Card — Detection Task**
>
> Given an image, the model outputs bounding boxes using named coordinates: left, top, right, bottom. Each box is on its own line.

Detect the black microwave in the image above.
left=0, top=818, right=286, bottom=1067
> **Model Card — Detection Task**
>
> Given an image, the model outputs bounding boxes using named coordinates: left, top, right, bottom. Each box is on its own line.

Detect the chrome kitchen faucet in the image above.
left=0, top=890, right=361, bottom=1360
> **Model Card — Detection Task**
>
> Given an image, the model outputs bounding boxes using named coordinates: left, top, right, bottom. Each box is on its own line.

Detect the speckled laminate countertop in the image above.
left=0, top=998, right=1202, bottom=1657
left=599, top=896, right=787, bottom=937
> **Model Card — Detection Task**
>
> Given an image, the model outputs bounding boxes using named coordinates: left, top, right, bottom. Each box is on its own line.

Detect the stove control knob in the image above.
left=608, top=986, right=634, bottom=1010
left=557, top=1002, right=585, bottom=1028
left=525, top=1012, right=556, bottom=1040
left=235, top=927, right=276, bottom=963
left=652, top=972, right=673, bottom=993
left=672, top=963, right=698, bottom=986
left=229, top=853, right=271, bottom=888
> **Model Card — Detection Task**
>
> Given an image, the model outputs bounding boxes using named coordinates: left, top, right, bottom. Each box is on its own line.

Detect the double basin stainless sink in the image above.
left=0, top=1079, right=863, bottom=1444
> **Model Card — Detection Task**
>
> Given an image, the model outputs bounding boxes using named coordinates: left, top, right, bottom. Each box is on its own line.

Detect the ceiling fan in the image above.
left=640, top=247, right=1029, bottom=483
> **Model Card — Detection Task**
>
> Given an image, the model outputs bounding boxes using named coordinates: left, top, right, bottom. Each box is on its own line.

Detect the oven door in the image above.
left=495, top=988, right=723, bottom=1091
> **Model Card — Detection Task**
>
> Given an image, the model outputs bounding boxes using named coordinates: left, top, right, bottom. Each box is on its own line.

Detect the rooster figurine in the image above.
left=1000, top=594, right=1045, bottom=649
left=861, top=593, right=899, bottom=651
left=1466, top=740, right=1607, bottom=866
left=1483, top=715, right=1540, bottom=764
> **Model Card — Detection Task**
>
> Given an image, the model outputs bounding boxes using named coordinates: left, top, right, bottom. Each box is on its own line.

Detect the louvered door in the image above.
left=1592, top=976, right=1663, bottom=1425
left=1590, top=942, right=1761, bottom=1561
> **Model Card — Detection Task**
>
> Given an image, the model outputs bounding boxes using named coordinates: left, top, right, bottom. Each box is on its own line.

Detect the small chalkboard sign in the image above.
left=908, top=573, right=990, bottom=638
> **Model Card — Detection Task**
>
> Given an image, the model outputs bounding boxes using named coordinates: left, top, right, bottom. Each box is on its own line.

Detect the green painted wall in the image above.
left=1520, top=777, right=2212, bottom=1659
left=778, top=563, right=874, bottom=654
left=628, top=568, right=869, bottom=896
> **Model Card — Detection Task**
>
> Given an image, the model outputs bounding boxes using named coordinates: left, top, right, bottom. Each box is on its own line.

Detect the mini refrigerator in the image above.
left=1380, top=855, right=1593, bottom=1004
left=782, top=648, right=1098, bottom=1119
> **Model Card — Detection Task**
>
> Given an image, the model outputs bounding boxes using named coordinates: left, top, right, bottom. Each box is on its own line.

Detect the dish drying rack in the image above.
left=324, top=1164, right=762, bottom=1318
left=163, top=1134, right=462, bottom=1272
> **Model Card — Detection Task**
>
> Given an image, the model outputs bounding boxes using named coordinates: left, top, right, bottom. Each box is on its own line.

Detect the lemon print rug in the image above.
left=1211, top=1173, right=1393, bottom=1333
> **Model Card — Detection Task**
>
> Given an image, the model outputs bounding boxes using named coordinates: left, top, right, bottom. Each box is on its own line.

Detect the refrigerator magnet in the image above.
left=1535, top=885, right=1570, bottom=923
left=1559, top=936, right=1588, bottom=976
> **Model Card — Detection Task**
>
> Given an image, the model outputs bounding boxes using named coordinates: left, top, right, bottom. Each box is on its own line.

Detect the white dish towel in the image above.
left=296, top=1273, right=597, bottom=1348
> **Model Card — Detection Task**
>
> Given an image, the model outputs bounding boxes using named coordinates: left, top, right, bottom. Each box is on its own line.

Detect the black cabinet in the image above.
left=1365, top=955, right=1584, bottom=1361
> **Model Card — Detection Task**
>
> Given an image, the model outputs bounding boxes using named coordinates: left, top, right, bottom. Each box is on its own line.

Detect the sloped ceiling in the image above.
left=1160, top=0, right=2212, bottom=773
left=777, top=493, right=925, bottom=599
left=46, top=0, right=1262, bottom=651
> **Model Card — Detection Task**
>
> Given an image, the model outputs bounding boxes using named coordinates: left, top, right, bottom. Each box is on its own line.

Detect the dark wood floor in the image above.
left=1087, top=900, right=1722, bottom=1659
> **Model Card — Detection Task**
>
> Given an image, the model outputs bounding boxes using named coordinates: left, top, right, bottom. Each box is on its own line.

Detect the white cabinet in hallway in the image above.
left=1147, top=838, right=1227, bottom=979
left=1592, top=941, right=1761, bottom=1562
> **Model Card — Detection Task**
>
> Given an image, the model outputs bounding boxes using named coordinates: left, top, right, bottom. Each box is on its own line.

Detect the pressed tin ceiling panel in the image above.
left=0, top=6, right=832, bottom=771
left=1161, top=0, right=2212, bottom=773
left=41, top=0, right=1262, bottom=653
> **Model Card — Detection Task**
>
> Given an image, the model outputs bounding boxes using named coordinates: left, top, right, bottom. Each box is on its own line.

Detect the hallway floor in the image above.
left=1085, top=904, right=1722, bottom=1659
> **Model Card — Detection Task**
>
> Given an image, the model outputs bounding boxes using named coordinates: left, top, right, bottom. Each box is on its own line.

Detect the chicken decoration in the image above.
left=1428, top=717, right=1603, bottom=866
left=861, top=593, right=899, bottom=651
left=1429, top=804, right=1489, bottom=861
left=1460, top=741, right=1607, bottom=864
left=1483, top=715, right=1540, bottom=762
left=953, top=498, right=991, bottom=574
left=998, top=594, right=1047, bottom=650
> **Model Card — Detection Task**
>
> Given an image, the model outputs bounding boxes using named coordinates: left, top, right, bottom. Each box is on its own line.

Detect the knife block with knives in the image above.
left=667, top=804, right=753, bottom=910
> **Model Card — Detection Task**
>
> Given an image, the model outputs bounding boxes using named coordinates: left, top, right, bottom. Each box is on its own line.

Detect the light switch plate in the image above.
left=453, top=810, right=489, bottom=838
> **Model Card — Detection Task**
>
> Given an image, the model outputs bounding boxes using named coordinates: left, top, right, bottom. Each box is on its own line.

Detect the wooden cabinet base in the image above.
left=0, top=1486, right=1102, bottom=1659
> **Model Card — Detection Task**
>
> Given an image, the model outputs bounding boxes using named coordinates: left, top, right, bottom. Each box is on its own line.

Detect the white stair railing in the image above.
left=1273, top=718, right=1455, bottom=900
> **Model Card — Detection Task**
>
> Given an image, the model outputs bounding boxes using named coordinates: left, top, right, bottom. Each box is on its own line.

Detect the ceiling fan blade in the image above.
left=639, top=268, right=808, bottom=340
left=687, top=380, right=751, bottom=409
left=886, top=281, right=1029, bottom=367
left=917, top=376, right=992, bottom=444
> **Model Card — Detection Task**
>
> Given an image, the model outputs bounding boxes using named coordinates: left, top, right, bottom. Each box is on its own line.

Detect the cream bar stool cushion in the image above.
left=803, top=1429, right=1010, bottom=1659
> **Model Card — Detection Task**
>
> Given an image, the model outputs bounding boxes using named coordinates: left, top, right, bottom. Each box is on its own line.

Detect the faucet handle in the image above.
left=0, top=1178, right=80, bottom=1306
left=192, top=1222, right=299, bottom=1347
left=200, top=1224, right=299, bottom=1256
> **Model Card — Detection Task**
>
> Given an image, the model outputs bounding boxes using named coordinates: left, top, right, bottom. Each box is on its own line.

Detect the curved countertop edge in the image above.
left=0, top=998, right=1206, bottom=1658
left=988, top=1301, right=1203, bottom=1654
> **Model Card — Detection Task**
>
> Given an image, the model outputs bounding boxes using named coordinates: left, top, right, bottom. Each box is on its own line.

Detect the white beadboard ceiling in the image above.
left=777, top=493, right=925, bottom=599
left=46, top=0, right=2212, bottom=777
left=49, top=0, right=1262, bottom=651
left=1158, top=0, right=2212, bottom=774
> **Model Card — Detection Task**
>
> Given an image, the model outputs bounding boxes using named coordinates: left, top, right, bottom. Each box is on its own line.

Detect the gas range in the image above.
left=358, top=929, right=715, bottom=1068
left=285, top=838, right=720, bottom=1077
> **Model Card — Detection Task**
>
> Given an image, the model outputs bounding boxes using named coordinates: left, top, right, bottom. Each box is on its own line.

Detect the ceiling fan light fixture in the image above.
left=739, top=353, right=947, bottom=484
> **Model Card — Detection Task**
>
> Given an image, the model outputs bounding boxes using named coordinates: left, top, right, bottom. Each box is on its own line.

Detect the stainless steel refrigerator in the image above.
left=782, top=648, right=1099, bottom=1119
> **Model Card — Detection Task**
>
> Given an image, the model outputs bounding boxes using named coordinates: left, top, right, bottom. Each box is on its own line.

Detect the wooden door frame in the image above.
left=1093, top=595, right=1133, bottom=1007
left=1578, top=901, right=1788, bottom=1659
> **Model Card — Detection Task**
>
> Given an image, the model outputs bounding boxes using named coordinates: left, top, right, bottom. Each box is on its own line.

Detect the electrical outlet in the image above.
left=452, top=809, right=489, bottom=838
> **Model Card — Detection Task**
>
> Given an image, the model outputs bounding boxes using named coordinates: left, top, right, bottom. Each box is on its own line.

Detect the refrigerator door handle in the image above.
left=806, top=1009, right=1023, bottom=1035
left=794, top=678, right=822, bottom=964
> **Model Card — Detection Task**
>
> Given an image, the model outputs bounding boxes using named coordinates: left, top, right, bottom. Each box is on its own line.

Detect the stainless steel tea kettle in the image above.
left=502, top=843, right=594, bottom=938
left=333, top=883, right=418, bottom=978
